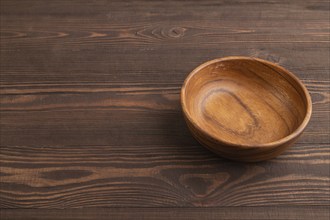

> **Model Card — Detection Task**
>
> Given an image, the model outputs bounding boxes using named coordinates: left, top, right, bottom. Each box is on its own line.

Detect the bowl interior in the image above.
left=182, top=58, right=309, bottom=146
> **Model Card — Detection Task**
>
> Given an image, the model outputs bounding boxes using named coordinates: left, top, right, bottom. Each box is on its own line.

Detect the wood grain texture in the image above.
left=181, top=57, right=312, bottom=161
left=1, top=207, right=330, bottom=220
left=0, top=143, right=329, bottom=208
left=0, top=0, right=329, bottom=219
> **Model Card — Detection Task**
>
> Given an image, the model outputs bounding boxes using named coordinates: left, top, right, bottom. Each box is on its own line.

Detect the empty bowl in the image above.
left=181, top=56, right=312, bottom=162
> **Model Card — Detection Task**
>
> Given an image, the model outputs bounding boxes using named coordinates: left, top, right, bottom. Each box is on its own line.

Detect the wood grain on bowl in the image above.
left=181, top=57, right=312, bottom=162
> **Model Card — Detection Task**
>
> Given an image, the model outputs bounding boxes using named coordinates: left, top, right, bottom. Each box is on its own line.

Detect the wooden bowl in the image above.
left=181, top=57, right=312, bottom=162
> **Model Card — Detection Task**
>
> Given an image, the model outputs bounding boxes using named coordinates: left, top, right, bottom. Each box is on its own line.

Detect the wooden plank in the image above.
left=1, top=207, right=329, bottom=220
left=0, top=81, right=328, bottom=145
left=1, top=0, right=329, bottom=85
left=0, top=144, right=329, bottom=208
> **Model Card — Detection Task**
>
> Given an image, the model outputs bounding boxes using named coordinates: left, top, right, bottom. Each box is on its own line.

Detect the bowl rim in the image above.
left=181, top=56, right=312, bottom=149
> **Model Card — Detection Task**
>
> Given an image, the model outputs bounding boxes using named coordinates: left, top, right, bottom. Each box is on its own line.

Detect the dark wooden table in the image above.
left=0, top=0, right=329, bottom=219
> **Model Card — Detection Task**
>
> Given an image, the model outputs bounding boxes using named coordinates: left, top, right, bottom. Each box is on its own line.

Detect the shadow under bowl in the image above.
left=181, top=56, right=312, bottom=162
